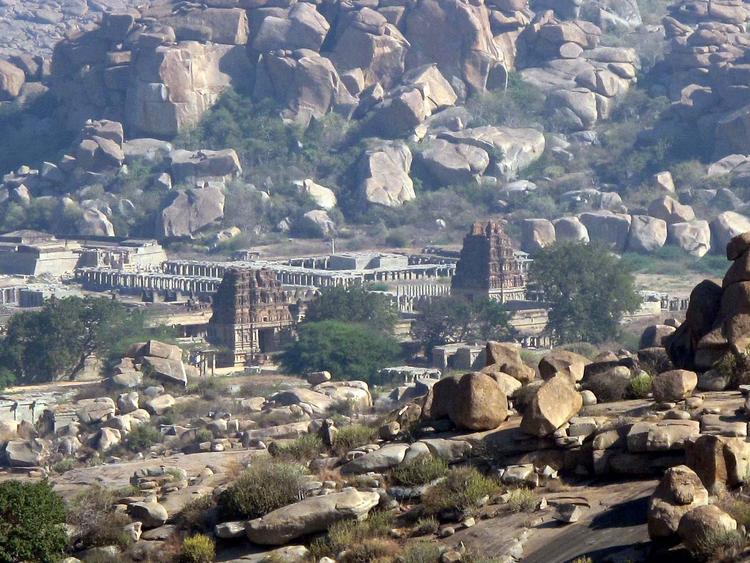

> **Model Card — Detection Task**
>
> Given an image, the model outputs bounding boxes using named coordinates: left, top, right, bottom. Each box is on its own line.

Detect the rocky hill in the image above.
left=0, top=0, right=749, bottom=252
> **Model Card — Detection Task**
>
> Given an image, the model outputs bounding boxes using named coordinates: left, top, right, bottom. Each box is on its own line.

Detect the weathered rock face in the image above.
left=711, top=212, right=750, bottom=253
left=416, top=138, right=489, bottom=186
left=424, top=372, right=508, bottom=431
left=668, top=221, right=712, bottom=257
left=252, top=3, right=329, bottom=53
left=648, top=196, right=695, bottom=224
left=651, top=369, right=697, bottom=403
left=357, top=141, right=415, bottom=207
left=128, top=500, right=168, bottom=529
left=0, top=60, right=25, bottom=100
left=554, top=216, right=590, bottom=243
left=246, top=488, right=380, bottom=545
left=403, top=0, right=504, bottom=93
left=169, top=149, right=241, bottom=185
left=520, top=375, right=583, bottom=437
left=157, top=186, right=225, bottom=238
left=648, top=465, right=709, bottom=539
left=639, top=324, right=676, bottom=349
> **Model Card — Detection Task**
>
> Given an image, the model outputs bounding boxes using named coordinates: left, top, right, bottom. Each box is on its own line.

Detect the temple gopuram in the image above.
left=451, top=221, right=529, bottom=303
left=208, top=268, right=294, bottom=367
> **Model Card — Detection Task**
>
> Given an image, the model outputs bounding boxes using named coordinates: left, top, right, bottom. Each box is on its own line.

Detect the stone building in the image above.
left=451, top=221, right=528, bottom=303
left=207, top=268, right=294, bottom=367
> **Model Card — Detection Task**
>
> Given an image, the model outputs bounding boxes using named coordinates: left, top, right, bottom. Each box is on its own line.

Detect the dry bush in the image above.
left=389, top=455, right=448, bottom=487
left=422, top=467, right=500, bottom=517
left=506, top=488, right=538, bottom=513
left=333, top=424, right=377, bottom=456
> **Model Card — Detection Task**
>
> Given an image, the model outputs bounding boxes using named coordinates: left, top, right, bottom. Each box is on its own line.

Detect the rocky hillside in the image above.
left=1, top=0, right=750, bottom=252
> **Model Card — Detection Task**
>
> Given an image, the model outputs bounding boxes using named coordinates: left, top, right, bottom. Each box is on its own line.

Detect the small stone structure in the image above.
left=451, top=221, right=529, bottom=303
left=207, top=268, right=294, bottom=367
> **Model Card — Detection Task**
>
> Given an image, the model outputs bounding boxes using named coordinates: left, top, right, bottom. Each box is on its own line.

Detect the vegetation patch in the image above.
left=422, top=467, right=499, bottom=517
left=389, top=455, right=449, bottom=487
left=217, top=460, right=307, bottom=520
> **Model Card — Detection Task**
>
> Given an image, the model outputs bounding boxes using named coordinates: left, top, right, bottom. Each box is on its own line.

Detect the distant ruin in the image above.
left=451, top=221, right=529, bottom=303
left=207, top=268, right=294, bottom=367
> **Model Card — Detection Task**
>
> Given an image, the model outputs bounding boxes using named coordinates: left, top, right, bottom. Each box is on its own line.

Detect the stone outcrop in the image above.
left=157, top=187, right=226, bottom=239
left=538, top=350, right=590, bottom=383
left=651, top=370, right=697, bottom=403
left=246, top=488, right=380, bottom=545
left=520, top=375, right=583, bottom=436
left=677, top=505, right=737, bottom=553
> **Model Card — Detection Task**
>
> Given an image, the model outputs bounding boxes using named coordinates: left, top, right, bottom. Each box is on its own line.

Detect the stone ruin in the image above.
left=451, top=220, right=528, bottom=303
left=207, top=268, right=294, bottom=367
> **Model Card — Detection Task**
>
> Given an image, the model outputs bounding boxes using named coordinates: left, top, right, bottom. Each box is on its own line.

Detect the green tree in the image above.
left=304, top=285, right=398, bottom=333
left=413, top=296, right=515, bottom=350
left=0, top=480, right=67, bottom=563
left=0, top=296, right=173, bottom=384
left=281, top=320, right=401, bottom=382
left=529, top=242, right=641, bottom=345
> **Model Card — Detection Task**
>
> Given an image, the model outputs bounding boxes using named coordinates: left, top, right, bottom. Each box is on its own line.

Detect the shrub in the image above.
left=311, top=510, right=395, bottom=559
left=271, top=434, right=324, bottom=461
left=195, top=428, right=215, bottom=443
left=52, top=457, right=77, bottom=474
left=0, top=480, right=67, bottom=563
left=689, top=529, right=745, bottom=561
left=506, top=488, right=537, bottom=513
left=333, top=424, right=377, bottom=456
left=67, top=485, right=133, bottom=550
left=557, top=342, right=599, bottom=359
left=341, top=538, right=400, bottom=563
left=629, top=373, right=653, bottom=399
left=177, top=495, right=217, bottom=533
left=403, top=541, right=442, bottom=563
left=180, top=534, right=215, bottom=563
left=414, top=516, right=440, bottom=536
left=390, top=456, right=449, bottom=487
left=217, top=460, right=306, bottom=520
left=422, top=467, right=500, bottom=516
left=126, top=423, right=161, bottom=452
left=718, top=494, right=750, bottom=529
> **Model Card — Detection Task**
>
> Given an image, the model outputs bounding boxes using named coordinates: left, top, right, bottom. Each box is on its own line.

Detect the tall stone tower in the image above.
left=451, top=221, right=527, bottom=303
left=208, top=268, right=294, bottom=367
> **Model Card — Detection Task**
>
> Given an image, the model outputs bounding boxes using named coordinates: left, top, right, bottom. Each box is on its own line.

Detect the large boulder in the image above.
left=3, top=440, right=43, bottom=467
left=313, top=381, right=373, bottom=410
left=677, top=505, right=737, bottom=553
left=128, top=500, right=168, bottom=529
left=170, top=149, right=241, bottom=185
left=423, top=372, right=508, bottom=431
left=357, top=141, right=415, bottom=207
left=687, top=434, right=750, bottom=494
left=711, top=212, right=750, bottom=253
left=538, top=350, right=590, bottom=383
left=640, top=324, right=676, bottom=349
left=438, top=126, right=546, bottom=180
left=164, top=7, right=249, bottom=45
left=330, top=9, right=409, bottom=89
left=651, top=370, right=697, bottom=402
left=666, top=280, right=723, bottom=370
left=627, top=420, right=700, bottom=453
left=297, top=179, right=337, bottom=210
left=272, top=388, right=333, bottom=416
left=627, top=215, right=667, bottom=253
left=126, top=42, right=252, bottom=137
left=340, top=443, right=410, bottom=474
left=521, top=219, right=556, bottom=253
left=0, top=60, right=25, bottom=100
left=416, top=138, right=489, bottom=186
left=578, top=211, right=632, bottom=251
left=403, top=0, right=503, bottom=92
left=554, top=216, right=590, bottom=243
left=76, top=397, right=116, bottom=425
left=143, top=394, right=176, bottom=416
left=251, top=3, right=329, bottom=52
left=79, top=208, right=115, bottom=237
left=648, top=465, right=709, bottom=539
left=246, top=488, right=380, bottom=545
left=667, top=221, right=711, bottom=257
left=484, top=341, right=536, bottom=384
left=157, top=187, right=225, bottom=238
left=648, top=196, right=695, bottom=224
left=520, top=375, right=583, bottom=437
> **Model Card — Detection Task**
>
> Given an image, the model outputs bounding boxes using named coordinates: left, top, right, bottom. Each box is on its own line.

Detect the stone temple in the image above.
left=451, top=221, right=529, bottom=303
left=207, top=268, right=294, bottom=367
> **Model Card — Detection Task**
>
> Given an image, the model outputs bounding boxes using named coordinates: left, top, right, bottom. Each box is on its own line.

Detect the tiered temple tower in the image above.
left=451, top=221, right=528, bottom=303
left=208, top=268, right=294, bottom=367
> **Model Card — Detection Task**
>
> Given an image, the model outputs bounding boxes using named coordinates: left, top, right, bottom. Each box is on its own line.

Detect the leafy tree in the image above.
left=413, top=296, right=515, bottom=350
left=304, top=285, right=398, bottom=333
left=0, top=480, right=67, bottom=563
left=281, top=320, right=401, bottom=382
left=529, top=242, right=641, bottom=345
left=0, top=296, right=173, bottom=384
